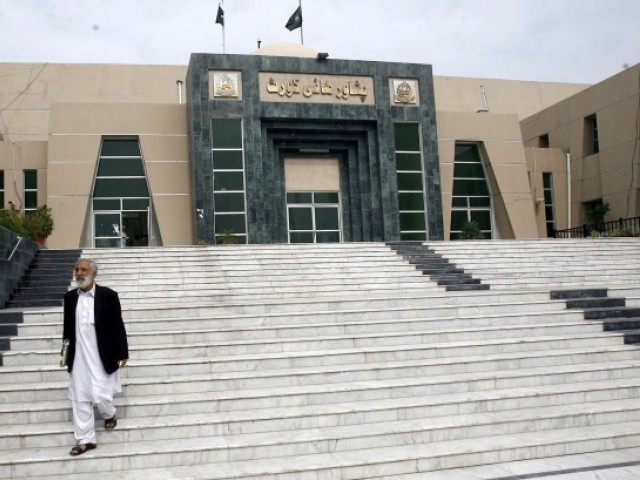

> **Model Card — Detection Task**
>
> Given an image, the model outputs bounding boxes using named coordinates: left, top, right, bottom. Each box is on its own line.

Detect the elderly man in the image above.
left=62, top=258, right=128, bottom=456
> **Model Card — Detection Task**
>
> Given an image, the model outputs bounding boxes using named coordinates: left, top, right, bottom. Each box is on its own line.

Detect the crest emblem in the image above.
left=394, top=80, right=417, bottom=104
left=214, top=72, right=238, bottom=98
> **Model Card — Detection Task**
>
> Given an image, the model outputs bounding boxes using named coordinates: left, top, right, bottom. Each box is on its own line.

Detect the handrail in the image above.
left=7, top=235, right=23, bottom=261
left=554, top=216, right=640, bottom=238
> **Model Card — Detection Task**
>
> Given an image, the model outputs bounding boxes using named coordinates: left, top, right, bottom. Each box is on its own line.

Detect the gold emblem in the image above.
left=214, top=72, right=238, bottom=97
left=394, top=80, right=417, bottom=104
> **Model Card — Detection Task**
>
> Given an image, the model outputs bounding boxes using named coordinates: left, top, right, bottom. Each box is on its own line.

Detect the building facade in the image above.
left=2, top=44, right=635, bottom=249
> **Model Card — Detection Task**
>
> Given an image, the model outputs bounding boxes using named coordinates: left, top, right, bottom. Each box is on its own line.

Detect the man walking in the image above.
left=62, top=258, right=128, bottom=456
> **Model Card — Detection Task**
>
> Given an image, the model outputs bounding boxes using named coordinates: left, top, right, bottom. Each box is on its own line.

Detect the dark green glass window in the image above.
left=100, top=139, right=140, bottom=157
left=94, top=213, right=120, bottom=237
left=316, top=231, right=340, bottom=243
left=123, top=199, right=150, bottom=211
left=288, top=208, right=313, bottom=230
left=287, top=191, right=341, bottom=243
left=397, top=173, right=424, bottom=191
left=214, top=172, right=244, bottom=191
left=214, top=193, right=245, bottom=212
left=214, top=214, right=246, bottom=234
left=314, top=192, right=339, bottom=204
left=23, top=170, right=38, bottom=210
left=394, top=123, right=427, bottom=239
left=315, top=207, right=339, bottom=230
left=211, top=119, right=242, bottom=149
left=290, top=232, right=314, bottom=243
left=212, top=118, right=247, bottom=243
left=287, top=192, right=313, bottom=204
left=450, top=210, right=469, bottom=231
left=93, top=199, right=121, bottom=211
left=97, top=158, right=145, bottom=177
left=0, top=170, right=4, bottom=207
left=24, top=191, right=37, bottom=209
left=93, top=178, right=149, bottom=197
left=470, top=210, right=491, bottom=230
left=453, top=162, right=485, bottom=178
left=452, top=179, right=489, bottom=196
left=543, top=172, right=555, bottom=237
left=401, top=232, right=426, bottom=241
left=396, top=153, right=422, bottom=171
left=400, top=212, right=426, bottom=231
left=450, top=143, right=492, bottom=239
left=92, top=138, right=153, bottom=248
left=454, top=144, right=482, bottom=162
left=394, top=123, right=420, bottom=151
left=212, top=150, right=243, bottom=170
left=24, top=170, right=37, bottom=189
left=469, top=197, right=491, bottom=207
left=398, top=192, right=424, bottom=211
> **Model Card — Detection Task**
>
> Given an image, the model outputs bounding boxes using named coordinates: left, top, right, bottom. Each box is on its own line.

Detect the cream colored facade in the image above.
left=3, top=56, right=635, bottom=248
left=521, top=64, right=640, bottom=227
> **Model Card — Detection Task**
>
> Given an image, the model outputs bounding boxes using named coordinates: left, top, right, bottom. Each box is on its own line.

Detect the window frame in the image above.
left=450, top=142, right=493, bottom=239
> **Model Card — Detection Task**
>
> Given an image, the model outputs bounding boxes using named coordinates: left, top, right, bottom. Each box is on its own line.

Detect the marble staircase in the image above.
left=2, top=240, right=640, bottom=479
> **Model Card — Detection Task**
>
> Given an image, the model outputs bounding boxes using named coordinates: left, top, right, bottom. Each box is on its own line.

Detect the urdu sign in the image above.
left=259, top=72, right=375, bottom=105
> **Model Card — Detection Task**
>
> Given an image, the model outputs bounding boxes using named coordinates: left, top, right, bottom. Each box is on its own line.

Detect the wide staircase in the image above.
left=2, top=239, right=640, bottom=479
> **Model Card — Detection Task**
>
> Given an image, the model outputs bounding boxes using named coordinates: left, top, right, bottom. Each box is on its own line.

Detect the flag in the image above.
left=215, top=4, right=224, bottom=26
left=285, top=5, right=302, bottom=31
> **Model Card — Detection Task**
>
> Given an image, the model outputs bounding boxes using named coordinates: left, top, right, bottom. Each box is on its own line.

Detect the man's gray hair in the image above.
left=76, top=258, right=98, bottom=274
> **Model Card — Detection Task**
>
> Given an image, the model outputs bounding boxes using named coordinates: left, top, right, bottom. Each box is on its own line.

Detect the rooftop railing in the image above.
left=554, top=217, right=640, bottom=238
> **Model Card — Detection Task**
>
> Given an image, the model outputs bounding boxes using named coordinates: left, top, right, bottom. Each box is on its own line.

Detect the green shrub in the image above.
left=459, top=220, right=484, bottom=240
left=0, top=205, right=54, bottom=240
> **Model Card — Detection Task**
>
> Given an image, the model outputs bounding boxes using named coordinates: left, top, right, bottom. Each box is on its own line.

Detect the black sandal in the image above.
left=69, top=443, right=96, bottom=456
left=105, top=416, right=117, bottom=430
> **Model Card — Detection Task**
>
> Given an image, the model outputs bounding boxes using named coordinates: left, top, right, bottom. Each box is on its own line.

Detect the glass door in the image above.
left=94, top=212, right=123, bottom=248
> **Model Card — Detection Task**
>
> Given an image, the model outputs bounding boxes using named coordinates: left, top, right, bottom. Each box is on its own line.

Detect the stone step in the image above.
left=8, top=421, right=640, bottom=479
left=10, top=307, right=586, bottom=338
left=377, top=446, right=640, bottom=479
left=8, top=319, right=606, bottom=355
left=0, top=339, right=640, bottom=409
left=4, top=359, right=640, bottom=425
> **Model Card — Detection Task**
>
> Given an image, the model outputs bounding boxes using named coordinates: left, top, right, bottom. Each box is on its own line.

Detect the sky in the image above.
left=0, top=0, right=639, bottom=84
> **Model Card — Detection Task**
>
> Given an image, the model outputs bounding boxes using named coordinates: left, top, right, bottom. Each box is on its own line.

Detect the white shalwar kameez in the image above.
left=67, top=286, right=121, bottom=444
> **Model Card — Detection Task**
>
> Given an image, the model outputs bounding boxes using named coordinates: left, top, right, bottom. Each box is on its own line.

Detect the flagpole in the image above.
left=299, top=0, right=304, bottom=45
left=222, top=0, right=226, bottom=53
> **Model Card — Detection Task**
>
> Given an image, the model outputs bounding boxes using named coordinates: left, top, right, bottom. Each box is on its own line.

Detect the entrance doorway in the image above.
left=284, top=157, right=341, bottom=243
left=94, top=210, right=149, bottom=248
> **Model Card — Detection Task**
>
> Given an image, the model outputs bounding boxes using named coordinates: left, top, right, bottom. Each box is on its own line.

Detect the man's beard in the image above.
left=76, top=276, right=93, bottom=289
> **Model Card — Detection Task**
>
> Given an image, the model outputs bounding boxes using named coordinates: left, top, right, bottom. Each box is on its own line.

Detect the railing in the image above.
left=0, top=226, right=39, bottom=308
left=554, top=217, right=640, bottom=238
left=7, top=235, right=23, bottom=261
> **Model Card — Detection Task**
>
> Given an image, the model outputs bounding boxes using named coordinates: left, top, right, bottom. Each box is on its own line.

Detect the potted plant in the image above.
left=459, top=220, right=484, bottom=240
left=23, top=205, right=54, bottom=245
left=216, top=229, right=237, bottom=245
left=0, top=207, right=28, bottom=236
left=586, top=202, right=610, bottom=226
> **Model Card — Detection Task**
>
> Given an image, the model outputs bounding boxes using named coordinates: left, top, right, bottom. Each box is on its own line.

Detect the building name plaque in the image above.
left=259, top=73, right=375, bottom=105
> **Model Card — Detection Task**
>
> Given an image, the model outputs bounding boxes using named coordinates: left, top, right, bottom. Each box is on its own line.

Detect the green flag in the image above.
left=215, top=4, right=224, bottom=26
left=285, top=6, right=302, bottom=31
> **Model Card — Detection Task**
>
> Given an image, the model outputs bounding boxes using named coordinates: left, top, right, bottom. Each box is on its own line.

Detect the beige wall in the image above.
left=285, top=158, right=340, bottom=191
left=434, top=76, right=589, bottom=119
left=0, top=141, right=48, bottom=210
left=46, top=103, right=191, bottom=248
left=1, top=60, right=618, bottom=246
left=525, top=148, right=570, bottom=235
left=437, top=111, right=539, bottom=239
left=0, top=63, right=187, bottom=143
left=520, top=64, right=640, bottom=227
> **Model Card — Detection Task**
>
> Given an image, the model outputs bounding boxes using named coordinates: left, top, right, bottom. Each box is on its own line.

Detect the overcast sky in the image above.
left=1, top=0, right=638, bottom=84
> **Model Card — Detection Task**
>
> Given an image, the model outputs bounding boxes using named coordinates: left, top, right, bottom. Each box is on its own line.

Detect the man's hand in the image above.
left=118, top=359, right=127, bottom=368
